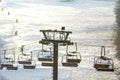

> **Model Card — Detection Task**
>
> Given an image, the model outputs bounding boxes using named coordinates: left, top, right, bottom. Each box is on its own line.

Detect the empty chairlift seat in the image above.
left=61, top=42, right=81, bottom=67
left=7, top=64, right=18, bottom=70
left=37, top=45, right=53, bottom=67
left=66, top=51, right=81, bottom=63
left=94, top=46, right=114, bottom=72
left=94, top=56, right=114, bottom=71
left=0, top=58, right=18, bottom=70
left=1, top=58, right=13, bottom=67
left=18, top=54, right=32, bottom=64
left=0, top=50, right=18, bottom=70
left=61, top=54, right=78, bottom=67
left=23, top=51, right=36, bottom=69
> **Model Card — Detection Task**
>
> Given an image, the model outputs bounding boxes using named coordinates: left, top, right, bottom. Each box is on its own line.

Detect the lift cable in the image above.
left=0, top=40, right=40, bottom=51
left=0, top=39, right=116, bottom=52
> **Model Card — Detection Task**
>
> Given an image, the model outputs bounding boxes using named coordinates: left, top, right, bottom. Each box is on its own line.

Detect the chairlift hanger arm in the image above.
left=101, top=46, right=105, bottom=57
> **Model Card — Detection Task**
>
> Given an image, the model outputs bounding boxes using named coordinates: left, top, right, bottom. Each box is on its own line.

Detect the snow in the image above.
left=0, top=0, right=119, bottom=80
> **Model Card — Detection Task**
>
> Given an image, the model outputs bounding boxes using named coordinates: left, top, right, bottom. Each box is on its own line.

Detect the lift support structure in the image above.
left=40, top=27, right=72, bottom=80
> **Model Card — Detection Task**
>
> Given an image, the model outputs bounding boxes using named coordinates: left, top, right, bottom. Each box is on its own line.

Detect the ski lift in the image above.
left=0, top=50, right=18, bottom=70
left=38, top=43, right=53, bottom=67
left=18, top=45, right=32, bottom=64
left=23, top=51, right=36, bottom=69
left=66, top=43, right=81, bottom=63
left=18, top=53, right=32, bottom=64
left=38, top=49, right=53, bottom=61
left=61, top=54, right=78, bottom=67
left=66, top=53, right=81, bottom=63
left=61, top=43, right=81, bottom=67
left=1, top=58, right=13, bottom=69
left=7, top=54, right=18, bottom=70
left=38, top=43, right=53, bottom=62
left=94, top=46, right=114, bottom=71
left=7, top=63, right=18, bottom=70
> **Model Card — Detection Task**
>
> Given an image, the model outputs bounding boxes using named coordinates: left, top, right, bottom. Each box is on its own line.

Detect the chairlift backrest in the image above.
left=3, top=49, right=15, bottom=62
left=66, top=42, right=77, bottom=54
left=39, top=43, right=53, bottom=56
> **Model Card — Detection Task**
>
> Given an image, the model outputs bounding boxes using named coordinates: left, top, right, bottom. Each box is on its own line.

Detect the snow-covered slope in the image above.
left=0, top=0, right=119, bottom=80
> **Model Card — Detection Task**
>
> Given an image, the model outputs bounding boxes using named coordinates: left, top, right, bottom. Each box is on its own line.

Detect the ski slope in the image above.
left=0, top=0, right=119, bottom=80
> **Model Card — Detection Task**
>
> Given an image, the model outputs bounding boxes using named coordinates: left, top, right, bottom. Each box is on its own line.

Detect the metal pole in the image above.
left=53, top=42, right=58, bottom=80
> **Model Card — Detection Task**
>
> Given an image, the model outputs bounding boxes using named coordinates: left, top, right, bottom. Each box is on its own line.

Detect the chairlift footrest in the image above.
left=96, top=68, right=114, bottom=72
left=67, top=59, right=81, bottom=63
left=7, top=66, right=18, bottom=70
left=38, top=58, right=52, bottom=61
left=23, top=65, right=35, bottom=69
left=18, top=61, right=32, bottom=64
left=1, top=64, right=13, bottom=67
left=62, top=63, right=78, bottom=67
left=94, top=64, right=110, bottom=68
left=41, top=62, right=53, bottom=67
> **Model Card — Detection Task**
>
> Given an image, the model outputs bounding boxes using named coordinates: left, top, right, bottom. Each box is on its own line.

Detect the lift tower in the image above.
left=40, top=27, right=72, bottom=80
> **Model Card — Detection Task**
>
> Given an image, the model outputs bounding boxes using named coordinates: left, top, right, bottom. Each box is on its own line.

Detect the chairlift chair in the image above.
left=18, top=45, right=32, bottom=64
left=66, top=43, right=81, bottom=63
left=1, top=58, right=18, bottom=70
left=18, top=53, right=32, bottom=64
left=38, top=49, right=53, bottom=61
left=23, top=52, right=36, bottom=69
left=38, top=43, right=53, bottom=67
left=66, top=52, right=81, bottom=63
left=61, top=54, right=78, bottom=67
left=8, top=51, right=18, bottom=70
left=94, top=46, right=114, bottom=71
left=0, top=57, right=13, bottom=69
left=38, top=43, right=53, bottom=61
left=0, top=50, right=18, bottom=70
left=7, top=63, right=18, bottom=70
